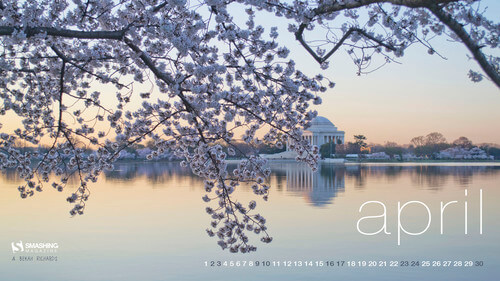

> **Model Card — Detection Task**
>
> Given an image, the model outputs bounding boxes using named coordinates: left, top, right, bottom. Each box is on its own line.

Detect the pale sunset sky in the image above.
left=310, top=41, right=500, bottom=145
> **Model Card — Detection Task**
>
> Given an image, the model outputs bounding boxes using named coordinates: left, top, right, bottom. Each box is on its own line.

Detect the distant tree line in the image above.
left=12, top=133, right=500, bottom=161
left=320, top=132, right=500, bottom=160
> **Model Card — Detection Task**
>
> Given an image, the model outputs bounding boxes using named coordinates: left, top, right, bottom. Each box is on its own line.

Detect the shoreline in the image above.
left=111, top=158, right=500, bottom=165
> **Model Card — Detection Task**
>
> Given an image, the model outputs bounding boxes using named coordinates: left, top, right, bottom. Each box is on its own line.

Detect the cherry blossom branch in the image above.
left=313, top=0, right=457, bottom=15
left=123, top=37, right=174, bottom=85
left=50, top=46, right=129, bottom=89
left=0, top=26, right=127, bottom=40
left=294, top=0, right=498, bottom=87
left=426, top=3, right=500, bottom=88
left=57, top=60, right=66, bottom=134
left=295, top=25, right=396, bottom=64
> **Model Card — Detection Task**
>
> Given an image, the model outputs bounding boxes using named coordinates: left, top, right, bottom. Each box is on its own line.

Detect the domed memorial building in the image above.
left=262, top=116, right=344, bottom=159
left=286, top=116, right=345, bottom=151
left=304, top=116, right=345, bottom=146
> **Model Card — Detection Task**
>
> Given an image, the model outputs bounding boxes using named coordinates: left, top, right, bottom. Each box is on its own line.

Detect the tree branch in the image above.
left=58, top=61, right=66, bottom=134
left=297, top=0, right=458, bottom=64
left=123, top=37, right=199, bottom=115
left=314, top=0, right=457, bottom=15
left=50, top=46, right=129, bottom=88
left=295, top=25, right=396, bottom=64
left=426, top=4, right=500, bottom=88
left=123, top=37, right=174, bottom=85
left=0, top=26, right=126, bottom=40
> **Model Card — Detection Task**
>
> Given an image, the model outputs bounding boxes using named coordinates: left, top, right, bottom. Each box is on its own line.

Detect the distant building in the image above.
left=287, top=116, right=344, bottom=151
left=345, top=154, right=359, bottom=159
left=263, top=116, right=345, bottom=159
left=303, top=116, right=345, bottom=146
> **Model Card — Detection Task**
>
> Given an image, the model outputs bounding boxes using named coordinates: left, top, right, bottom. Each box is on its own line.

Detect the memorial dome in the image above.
left=306, top=116, right=338, bottom=133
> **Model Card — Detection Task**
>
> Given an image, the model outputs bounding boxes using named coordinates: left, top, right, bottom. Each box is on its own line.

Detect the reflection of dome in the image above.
left=305, top=191, right=337, bottom=207
left=277, top=162, right=346, bottom=207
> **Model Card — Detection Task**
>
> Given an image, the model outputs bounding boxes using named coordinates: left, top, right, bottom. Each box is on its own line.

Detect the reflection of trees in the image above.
left=104, top=162, right=490, bottom=192
left=353, top=165, right=499, bottom=190
left=407, top=165, right=495, bottom=189
left=105, top=161, right=195, bottom=185
left=345, top=165, right=367, bottom=188
left=0, top=168, right=86, bottom=186
left=1, top=163, right=499, bottom=197
left=454, top=169, right=474, bottom=187
left=0, top=168, right=24, bottom=184
left=380, top=166, right=405, bottom=181
left=411, top=166, right=448, bottom=189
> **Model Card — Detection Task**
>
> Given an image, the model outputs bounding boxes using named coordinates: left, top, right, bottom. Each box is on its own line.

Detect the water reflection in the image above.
left=342, top=164, right=500, bottom=189
left=270, top=163, right=345, bottom=206
left=1, top=162, right=499, bottom=206
left=2, top=162, right=500, bottom=281
left=105, top=161, right=194, bottom=184
left=276, top=163, right=499, bottom=206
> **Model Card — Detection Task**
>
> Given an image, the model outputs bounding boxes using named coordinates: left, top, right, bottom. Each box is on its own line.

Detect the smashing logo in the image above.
left=11, top=241, right=59, bottom=253
left=11, top=241, right=24, bottom=253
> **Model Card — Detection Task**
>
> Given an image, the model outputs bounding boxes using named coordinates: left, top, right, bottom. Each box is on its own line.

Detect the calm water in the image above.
left=1, top=162, right=499, bottom=281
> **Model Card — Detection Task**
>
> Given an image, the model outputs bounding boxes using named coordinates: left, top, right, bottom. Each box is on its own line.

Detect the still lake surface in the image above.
left=1, top=162, right=499, bottom=281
